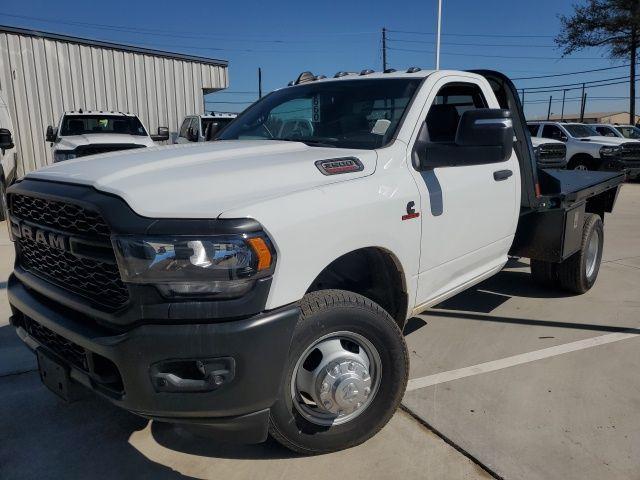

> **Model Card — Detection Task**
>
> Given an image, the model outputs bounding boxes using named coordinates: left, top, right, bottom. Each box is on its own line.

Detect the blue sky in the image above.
left=1, top=0, right=635, bottom=118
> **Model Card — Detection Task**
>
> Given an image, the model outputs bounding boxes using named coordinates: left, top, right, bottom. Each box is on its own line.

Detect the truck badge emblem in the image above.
left=402, top=201, right=420, bottom=221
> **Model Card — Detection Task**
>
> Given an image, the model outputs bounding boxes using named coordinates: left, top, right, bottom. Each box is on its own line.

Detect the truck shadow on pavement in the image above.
left=0, top=324, right=298, bottom=479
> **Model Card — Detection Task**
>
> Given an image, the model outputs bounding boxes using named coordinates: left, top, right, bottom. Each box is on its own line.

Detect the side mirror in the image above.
left=0, top=128, right=14, bottom=151
left=150, top=126, right=170, bottom=142
left=413, top=109, right=514, bottom=170
left=45, top=125, right=57, bottom=143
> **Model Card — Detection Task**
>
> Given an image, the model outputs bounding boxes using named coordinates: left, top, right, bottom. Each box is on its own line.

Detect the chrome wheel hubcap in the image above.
left=291, top=331, right=381, bottom=426
left=586, top=229, right=600, bottom=280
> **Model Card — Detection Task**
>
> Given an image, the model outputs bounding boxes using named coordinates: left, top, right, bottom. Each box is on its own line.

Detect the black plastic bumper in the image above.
left=8, top=274, right=299, bottom=443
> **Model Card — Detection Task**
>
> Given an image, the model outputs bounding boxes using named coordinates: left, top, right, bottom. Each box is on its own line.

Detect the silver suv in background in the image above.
left=528, top=121, right=640, bottom=179
left=175, top=112, right=237, bottom=143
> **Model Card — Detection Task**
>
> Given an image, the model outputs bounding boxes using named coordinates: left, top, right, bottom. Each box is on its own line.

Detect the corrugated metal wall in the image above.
left=0, top=30, right=228, bottom=175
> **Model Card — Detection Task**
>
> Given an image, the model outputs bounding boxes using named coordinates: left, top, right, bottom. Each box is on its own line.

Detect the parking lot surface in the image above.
left=1, top=184, right=639, bottom=479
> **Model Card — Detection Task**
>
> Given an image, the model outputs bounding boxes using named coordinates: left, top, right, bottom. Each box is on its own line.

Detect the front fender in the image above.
left=220, top=168, right=422, bottom=312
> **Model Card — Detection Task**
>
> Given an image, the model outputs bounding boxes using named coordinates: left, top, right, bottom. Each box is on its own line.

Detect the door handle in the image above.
left=493, top=169, right=513, bottom=181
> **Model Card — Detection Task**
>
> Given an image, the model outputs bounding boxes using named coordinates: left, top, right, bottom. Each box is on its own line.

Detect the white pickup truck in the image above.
left=46, top=111, right=169, bottom=163
left=528, top=120, right=640, bottom=178
left=6, top=69, right=624, bottom=454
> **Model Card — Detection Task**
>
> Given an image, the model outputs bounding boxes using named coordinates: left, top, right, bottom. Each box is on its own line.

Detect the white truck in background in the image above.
left=175, top=112, right=238, bottom=143
left=528, top=121, right=640, bottom=178
left=0, top=93, right=17, bottom=221
left=6, top=69, right=625, bottom=454
left=46, top=111, right=169, bottom=163
left=529, top=136, right=567, bottom=169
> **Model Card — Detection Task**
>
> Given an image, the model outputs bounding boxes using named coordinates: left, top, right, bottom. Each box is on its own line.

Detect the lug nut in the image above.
left=321, top=382, right=329, bottom=391
left=213, top=375, right=224, bottom=386
left=348, top=362, right=355, bottom=371
left=364, top=387, right=371, bottom=396
left=323, top=400, right=332, bottom=409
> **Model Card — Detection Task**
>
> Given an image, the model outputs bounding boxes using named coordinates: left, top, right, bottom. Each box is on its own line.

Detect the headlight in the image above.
left=599, top=146, right=621, bottom=157
left=112, top=234, right=275, bottom=299
left=53, top=151, right=77, bottom=162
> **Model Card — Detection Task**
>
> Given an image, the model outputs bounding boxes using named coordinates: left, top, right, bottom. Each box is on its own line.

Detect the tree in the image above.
left=556, top=0, right=640, bottom=124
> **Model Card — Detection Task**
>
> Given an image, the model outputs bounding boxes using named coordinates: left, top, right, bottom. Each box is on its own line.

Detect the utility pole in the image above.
left=547, top=95, right=552, bottom=120
left=580, top=92, right=588, bottom=122
left=258, top=68, right=263, bottom=99
left=435, top=0, right=443, bottom=70
left=579, top=83, right=586, bottom=122
left=382, top=27, right=387, bottom=71
left=560, top=89, right=567, bottom=121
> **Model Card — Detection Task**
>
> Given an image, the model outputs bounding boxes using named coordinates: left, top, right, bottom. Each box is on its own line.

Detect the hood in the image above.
left=576, top=136, right=630, bottom=146
left=29, top=140, right=377, bottom=218
left=530, top=137, right=563, bottom=147
left=56, top=133, right=155, bottom=149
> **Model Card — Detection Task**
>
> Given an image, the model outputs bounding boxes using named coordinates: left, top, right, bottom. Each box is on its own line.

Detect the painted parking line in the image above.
left=406, top=331, right=639, bottom=392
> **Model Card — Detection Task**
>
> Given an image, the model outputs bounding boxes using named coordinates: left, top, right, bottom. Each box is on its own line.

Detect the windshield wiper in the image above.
left=272, top=137, right=338, bottom=148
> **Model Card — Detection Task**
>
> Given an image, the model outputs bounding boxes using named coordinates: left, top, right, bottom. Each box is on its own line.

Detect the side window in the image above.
left=541, top=124, right=567, bottom=142
left=595, top=126, right=616, bottom=137
left=426, top=82, right=488, bottom=142
left=526, top=124, right=539, bottom=137
left=189, top=117, right=200, bottom=140
left=178, top=118, right=190, bottom=139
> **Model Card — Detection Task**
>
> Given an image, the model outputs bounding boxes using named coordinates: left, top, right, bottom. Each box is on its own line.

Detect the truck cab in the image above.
left=46, top=111, right=169, bottom=163
left=5, top=69, right=624, bottom=454
left=175, top=112, right=237, bottom=144
left=528, top=121, right=640, bottom=177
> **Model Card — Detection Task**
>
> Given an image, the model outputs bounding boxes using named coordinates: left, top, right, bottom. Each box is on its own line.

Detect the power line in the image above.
left=0, top=13, right=376, bottom=43
left=522, top=75, right=629, bottom=92
left=512, top=64, right=630, bottom=80
left=522, top=78, right=638, bottom=95
left=389, top=38, right=557, bottom=48
left=387, top=45, right=612, bottom=61
left=387, top=28, right=555, bottom=38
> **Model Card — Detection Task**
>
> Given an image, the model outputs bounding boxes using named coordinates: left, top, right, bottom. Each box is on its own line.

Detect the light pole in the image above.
left=435, top=0, right=443, bottom=70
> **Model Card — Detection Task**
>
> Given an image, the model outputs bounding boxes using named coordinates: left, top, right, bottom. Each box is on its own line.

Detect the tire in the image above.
left=530, top=259, right=559, bottom=288
left=568, top=155, right=593, bottom=171
left=268, top=289, right=409, bottom=454
left=557, top=213, right=604, bottom=294
left=0, top=178, right=7, bottom=222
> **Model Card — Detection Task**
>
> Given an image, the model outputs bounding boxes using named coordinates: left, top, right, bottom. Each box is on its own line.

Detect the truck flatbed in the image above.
left=540, top=169, right=626, bottom=205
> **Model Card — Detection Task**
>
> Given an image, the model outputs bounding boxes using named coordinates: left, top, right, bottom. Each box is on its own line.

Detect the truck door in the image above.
left=409, top=77, right=519, bottom=307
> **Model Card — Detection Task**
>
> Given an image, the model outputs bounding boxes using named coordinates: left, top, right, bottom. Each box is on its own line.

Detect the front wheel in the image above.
left=269, top=289, right=409, bottom=454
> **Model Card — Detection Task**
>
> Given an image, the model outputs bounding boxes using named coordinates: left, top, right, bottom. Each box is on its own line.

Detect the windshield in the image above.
left=615, top=126, right=640, bottom=139
left=60, top=115, right=147, bottom=136
left=563, top=124, right=598, bottom=138
left=217, top=78, right=422, bottom=149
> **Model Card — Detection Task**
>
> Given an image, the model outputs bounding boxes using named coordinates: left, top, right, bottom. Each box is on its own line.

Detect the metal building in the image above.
left=0, top=25, right=228, bottom=175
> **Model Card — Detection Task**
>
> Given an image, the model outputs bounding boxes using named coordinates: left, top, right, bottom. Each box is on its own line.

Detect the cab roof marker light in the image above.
left=360, top=69, right=375, bottom=75
left=334, top=71, right=350, bottom=78
left=384, top=68, right=397, bottom=73
left=407, top=67, right=422, bottom=73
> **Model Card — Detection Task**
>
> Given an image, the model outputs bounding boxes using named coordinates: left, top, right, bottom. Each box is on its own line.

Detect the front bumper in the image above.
left=8, top=274, right=299, bottom=443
